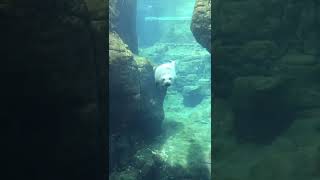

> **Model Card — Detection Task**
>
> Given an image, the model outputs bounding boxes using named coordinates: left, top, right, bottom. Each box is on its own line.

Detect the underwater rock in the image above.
left=2, top=0, right=107, bottom=179
left=191, top=0, right=211, bottom=53
left=231, top=76, right=296, bottom=144
left=84, top=0, right=105, bottom=19
left=108, top=31, right=141, bottom=171
left=182, top=85, right=205, bottom=107
left=213, top=0, right=320, bottom=179
left=109, top=31, right=166, bottom=173
left=240, top=40, right=280, bottom=61
left=134, top=55, right=166, bottom=137
left=173, top=74, right=198, bottom=89
left=109, top=31, right=140, bottom=103
left=198, top=78, right=211, bottom=96
left=109, top=0, right=138, bottom=53
left=109, top=32, right=165, bottom=137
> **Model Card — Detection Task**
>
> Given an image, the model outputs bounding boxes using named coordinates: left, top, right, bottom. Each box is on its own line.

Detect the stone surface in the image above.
left=182, top=85, right=206, bottom=107
left=135, top=55, right=166, bottom=137
left=108, top=31, right=140, bottom=133
left=191, top=0, right=211, bottom=53
left=108, top=0, right=167, bottom=174
left=231, top=76, right=296, bottom=143
left=213, top=0, right=320, bottom=179
left=109, top=0, right=138, bottom=53
left=109, top=31, right=166, bottom=172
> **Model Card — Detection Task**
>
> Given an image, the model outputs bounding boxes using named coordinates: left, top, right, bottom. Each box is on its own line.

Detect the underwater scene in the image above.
left=110, top=0, right=320, bottom=179
left=213, top=0, right=320, bottom=180
left=109, top=0, right=211, bottom=179
left=4, top=0, right=320, bottom=179
left=6, top=0, right=320, bottom=179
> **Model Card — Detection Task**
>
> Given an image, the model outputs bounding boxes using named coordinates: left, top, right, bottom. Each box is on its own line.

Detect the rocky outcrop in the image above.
left=108, top=32, right=165, bottom=137
left=1, top=0, right=106, bottom=179
left=109, top=0, right=138, bottom=53
left=108, top=0, right=166, bottom=174
left=182, top=85, right=207, bottom=107
left=108, top=32, right=166, bottom=171
left=109, top=31, right=141, bottom=133
left=134, top=55, right=166, bottom=136
left=213, top=0, right=320, bottom=179
left=191, top=0, right=211, bottom=52
left=231, top=76, right=296, bottom=143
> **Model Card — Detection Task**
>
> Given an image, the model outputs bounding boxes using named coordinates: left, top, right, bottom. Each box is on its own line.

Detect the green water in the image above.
left=138, top=17, right=211, bottom=169
left=161, top=92, right=211, bottom=166
left=133, top=0, right=211, bottom=178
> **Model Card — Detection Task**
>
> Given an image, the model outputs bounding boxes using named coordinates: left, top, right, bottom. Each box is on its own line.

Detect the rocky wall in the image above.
left=109, top=0, right=138, bottom=53
left=212, top=0, right=320, bottom=179
left=191, top=0, right=211, bottom=53
left=108, top=0, right=166, bottom=174
left=1, top=0, right=107, bottom=179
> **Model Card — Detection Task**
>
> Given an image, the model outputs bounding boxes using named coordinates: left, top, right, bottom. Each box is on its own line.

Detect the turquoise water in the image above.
left=137, top=0, right=211, bottom=174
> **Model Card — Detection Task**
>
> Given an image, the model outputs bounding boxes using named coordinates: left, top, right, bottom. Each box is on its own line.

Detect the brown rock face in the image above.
left=109, top=32, right=141, bottom=133
left=108, top=0, right=166, bottom=172
left=108, top=31, right=166, bottom=170
left=191, top=0, right=211, bottom=53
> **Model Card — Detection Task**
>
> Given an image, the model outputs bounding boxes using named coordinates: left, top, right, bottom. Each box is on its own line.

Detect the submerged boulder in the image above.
left=191, top=0, right=211, bottom=53
left=109, top=31, right=140, bottom=133
left=109, top=32, right=165, bottom=138
left=2, top=0, right=107, bottom=179
left=109, top=0, right=138, bottom=53
left=231, top=76, right=296, bottom=144
left=182, top=85, right=206, bottom=107
left=212, top=0, right=320, bottom=179
left=134, top=55, right=166, bottom=137
left=109, top=33, right=166, bottom=172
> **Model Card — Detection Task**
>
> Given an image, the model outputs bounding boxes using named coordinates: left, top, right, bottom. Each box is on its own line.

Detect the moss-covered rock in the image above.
left=109, top=32, right=135, bottom=64
left=214, top=3, right=320, bottom=177
left=134, top=55, right=166, bottom=137
left=109, top=4, right=167, bottom=172
left=191, top=0, right=211, bottom=52
left=109, top=31, right=140, bottom=100
left=109, top=0, right=138, bottom=53
left=109, top=34, right=167, bottom=170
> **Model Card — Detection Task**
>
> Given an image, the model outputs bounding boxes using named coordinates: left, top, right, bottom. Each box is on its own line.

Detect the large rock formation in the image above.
left=108, top=0, right=166, bottom=174
left=212, top=0, right=320, bottom=179
left=109, top=0, right=138, bottom=53
left=1, top=0, right=106, bottom=179
left=191, top=0, right=211, bottom=53
left=108, top=32, right=165, bottom=138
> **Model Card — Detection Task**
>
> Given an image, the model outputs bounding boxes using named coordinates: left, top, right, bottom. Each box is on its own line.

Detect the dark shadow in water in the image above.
left=233, top=79, right=297, bottom=145
left=183, top=93, right=205, bottom=107
left=109, top=120, right=184, bottom=172
left=183, top=87, right=206, bottom=107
